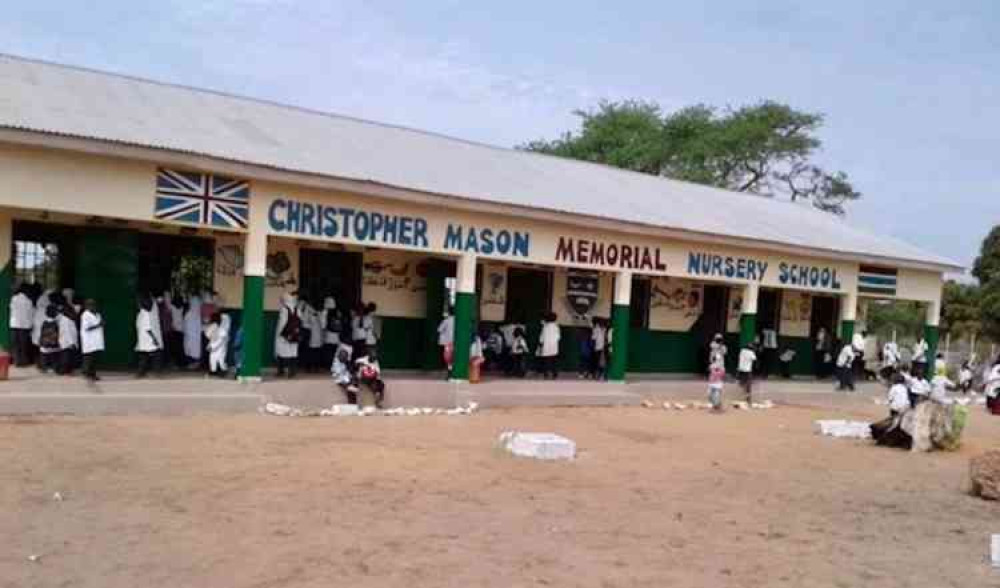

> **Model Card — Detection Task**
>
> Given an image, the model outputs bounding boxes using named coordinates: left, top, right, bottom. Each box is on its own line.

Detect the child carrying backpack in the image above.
left=38, top=305, right=61, bottom=373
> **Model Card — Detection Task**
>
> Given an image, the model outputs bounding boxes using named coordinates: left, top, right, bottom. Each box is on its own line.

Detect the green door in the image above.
left=77, top=229, right=138, bottom=368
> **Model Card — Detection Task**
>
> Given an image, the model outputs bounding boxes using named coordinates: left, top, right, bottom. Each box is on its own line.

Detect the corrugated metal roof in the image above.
left=0, top=54, right=959, bottom=270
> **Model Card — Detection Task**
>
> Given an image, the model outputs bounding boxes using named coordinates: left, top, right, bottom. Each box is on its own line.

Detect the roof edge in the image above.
left=0, top=127, right=964, bottom=274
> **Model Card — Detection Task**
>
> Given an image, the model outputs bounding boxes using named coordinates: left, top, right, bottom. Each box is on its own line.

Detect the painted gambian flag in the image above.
left=858, top=265, right=898, bottom=296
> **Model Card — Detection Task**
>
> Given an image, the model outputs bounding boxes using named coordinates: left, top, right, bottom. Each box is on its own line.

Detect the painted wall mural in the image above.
left=780, top=291, right=812, bottom=338
left=648, top=277, right=704, bottom=332
left=480, top=263, right=507, bottom=322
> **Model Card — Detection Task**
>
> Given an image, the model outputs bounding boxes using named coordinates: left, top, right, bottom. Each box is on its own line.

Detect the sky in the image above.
left=1, top=1, right=997, bottom=273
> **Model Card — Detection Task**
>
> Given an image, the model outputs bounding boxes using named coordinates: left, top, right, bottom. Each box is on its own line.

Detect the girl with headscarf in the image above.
left=182, top=294, right=203, bottom=365
left=320, top=297, right=342, bottom=370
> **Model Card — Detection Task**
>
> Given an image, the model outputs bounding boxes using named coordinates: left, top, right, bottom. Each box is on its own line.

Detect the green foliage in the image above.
left=523, top=99, right=860, bottom=214
left=973, top=226, right=1000, bottom=284
left=941, top=281, right=982, bottom=340
left=171, top=256, right=213, bottom=296
left=866, top=300, right=924, bottom=341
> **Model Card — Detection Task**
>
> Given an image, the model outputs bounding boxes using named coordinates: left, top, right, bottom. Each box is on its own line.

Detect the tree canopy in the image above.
left=523, top=100, right=860, bottom=214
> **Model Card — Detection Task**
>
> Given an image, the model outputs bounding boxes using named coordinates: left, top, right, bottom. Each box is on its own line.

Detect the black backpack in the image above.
left=280, top=306, right=301, bottom=343
left=40, top=320, right=60, bottom=350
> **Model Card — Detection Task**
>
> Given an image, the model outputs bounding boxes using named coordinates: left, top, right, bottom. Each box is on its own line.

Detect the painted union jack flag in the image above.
left=154, top=168, right=250, bottom=229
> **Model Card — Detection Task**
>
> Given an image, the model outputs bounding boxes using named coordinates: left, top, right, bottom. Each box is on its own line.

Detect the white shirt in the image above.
left=909, top=378, right=931, bottom=397
left=851, top=333, right=865, bottom=352
left=135, top=309, right=162, bottom=352
left=58, top=314, right=78, bottom=350
left=437, top=316, right=454, bottom=346
left=888, top=384, right=910, bottom=412
left=470, top=337, right=483, bottom=359
left=170, top=303, right=185, bottom=332
left=762, top=329, right=778, bottom=349
left=539, top=322, right=561, bottom=357
left=80, top=310, right=105, bottom=354
left=930, top=375, right=954, bottom=404
left=912, top=339, right=929, bottom=363
left=836, top=345, right=855, bottom=368
left=986, top=365, right=1000, bottom=398
left=591, top=325, right=606, bottom=352
left=882, top=343, right=899, bottom=368
left=9, top=292, right=34, bottom=329
left=738, top=349, right=756, bottom=373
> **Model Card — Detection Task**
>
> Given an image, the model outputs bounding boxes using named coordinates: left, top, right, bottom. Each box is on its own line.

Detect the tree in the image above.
left=523, top=100, right=861, bottom=214
left=940, top=281, right=982, bottom=340
left=973, top=225, right=1000, bottom=285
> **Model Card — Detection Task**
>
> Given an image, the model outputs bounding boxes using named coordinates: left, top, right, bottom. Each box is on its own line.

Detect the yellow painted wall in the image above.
left=361, top=249, right=427, bottom=319
left=253, top=181, right=863, bottom=295
left=0, top=143, right=158, bottom=222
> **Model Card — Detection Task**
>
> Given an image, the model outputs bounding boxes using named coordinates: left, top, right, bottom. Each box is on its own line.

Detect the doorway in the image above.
left=505, top=267, right=552, bottom=349
left=298, top=248, right=362, bottom=310
left=692, top=284, right=729, bottom=373
left=758, top=289, right=780, bottom=331
left=810, top=295, right=840, bottom=341
left=137, top=233, right=214, bottom=296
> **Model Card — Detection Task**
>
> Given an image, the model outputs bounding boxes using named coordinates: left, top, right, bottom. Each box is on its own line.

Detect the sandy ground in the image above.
left=2, top=390, right=999, bottom=587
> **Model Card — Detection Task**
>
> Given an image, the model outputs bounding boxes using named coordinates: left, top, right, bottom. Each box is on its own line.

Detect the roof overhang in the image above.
left=0, top=127, right=964, bottom=275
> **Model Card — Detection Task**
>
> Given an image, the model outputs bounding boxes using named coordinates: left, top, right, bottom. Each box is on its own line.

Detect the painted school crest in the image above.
left=566, top=271, right=600, bottom=316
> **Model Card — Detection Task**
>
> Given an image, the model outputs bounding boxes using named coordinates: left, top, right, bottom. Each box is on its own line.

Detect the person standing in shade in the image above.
left=320, top=297, right=342, bottom=370
left=537, top=312, right=561, bottom=379
left=8, top=284, right=34, bottom=367
left=274, top=292, right=301, bottom=378
left=168, top=293, right=186, bottom=368
left=79, top=299, right=105, bottom=381
left=135, top=295, right=163, bottom=378
left=37, top=304, right=62, bottom=373
left=814, top=327, right=830, bottom=379
left=761, top=327, right=778, bottom=379
left=204, top=311, right=230, bottom=377
left=57, top=303, right=79, bottom=375
left=350, top=303, right=368, bottom=360
left=182, top=294, right=203, bottom=367
left=589, top=317, right=608, bottom=380
left=437, top=307, right=455, bottom=378
left=911, top=336, right=929, bottom=379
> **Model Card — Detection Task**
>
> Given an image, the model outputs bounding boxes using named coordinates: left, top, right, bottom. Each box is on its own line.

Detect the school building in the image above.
left=0, top=55, right=961, bottom=382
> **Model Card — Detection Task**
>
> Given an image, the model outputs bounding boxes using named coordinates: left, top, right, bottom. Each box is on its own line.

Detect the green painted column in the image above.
left=0, top=214, right=11, bottom=351
left=240, top=228, right=268, bottom=381
left=451, top=291, right=475, bottom=380
left=240, top=275, right=265, bottom=380
left=840, top=320, right=855, bottom=344
left=607, top=271, right=632, bottom=382
left=449, top=254, right=476, bottom=382
left=608, top=303, right=630, bottom=381
left=924, top=324, right=939, bottom=371
left=739, top=313, right=757, bottom=349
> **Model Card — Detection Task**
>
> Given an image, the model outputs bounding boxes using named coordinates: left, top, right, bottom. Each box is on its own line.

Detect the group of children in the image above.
left=8, top=284, right=106, bottom=380
left=437, top=312, right=615, bottom=382
left=274, top=292, right=379, bottom=379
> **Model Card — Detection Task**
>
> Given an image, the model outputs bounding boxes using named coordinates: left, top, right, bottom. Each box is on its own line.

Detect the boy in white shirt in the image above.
left=737, top=344, right=757, bottom=403
left=37, top=304, right=62, bottom=374
left=135, top=296, right=163, bottom=378
left=9, top=284, right=34, bottom=367
left=835, top=342, right=856, bottom=392
left=887, top=374, right=911, bottom=416
left=538, top=312, right=561, bottom=379
left=80, top=299, right=105, bottom=381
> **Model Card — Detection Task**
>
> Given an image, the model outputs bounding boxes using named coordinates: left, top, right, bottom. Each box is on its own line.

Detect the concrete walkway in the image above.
left=0, top=365, right=883, bottom=415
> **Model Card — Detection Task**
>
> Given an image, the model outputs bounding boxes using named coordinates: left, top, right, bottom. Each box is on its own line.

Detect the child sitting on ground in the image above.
left=355, top=349, right=386, bottom=408
left=331, top=343, right=359, bottom=404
